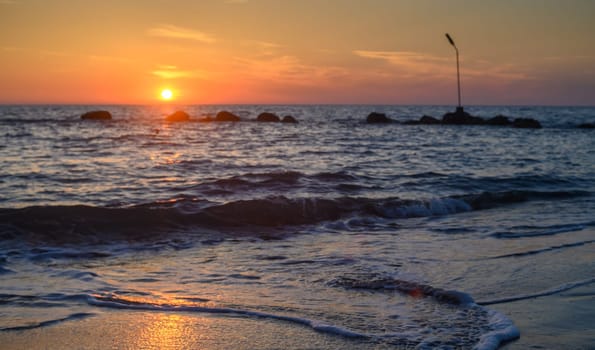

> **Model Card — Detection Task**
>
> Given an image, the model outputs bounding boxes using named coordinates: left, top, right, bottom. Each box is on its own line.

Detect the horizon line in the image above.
left=1, top=102, right=595, bottom=108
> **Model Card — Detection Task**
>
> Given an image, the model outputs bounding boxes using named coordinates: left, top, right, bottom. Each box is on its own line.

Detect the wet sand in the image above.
left=0, top=310, right=372, bottom=350
left=497, top=284, right=595, bottom=349
left=1, top=291, right=594, bottom=349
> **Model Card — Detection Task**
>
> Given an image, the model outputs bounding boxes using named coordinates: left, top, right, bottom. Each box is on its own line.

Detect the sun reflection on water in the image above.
left=135, top=313, right=214, bottom=349
left=92, top=293, right=222, bottom=349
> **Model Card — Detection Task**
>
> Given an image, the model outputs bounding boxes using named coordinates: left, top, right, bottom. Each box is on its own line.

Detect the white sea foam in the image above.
left=492, top=224, right=587, bottom=238
left=378, top=198, right=472, bottom=218
left=474, top=308, right=520, bottom=350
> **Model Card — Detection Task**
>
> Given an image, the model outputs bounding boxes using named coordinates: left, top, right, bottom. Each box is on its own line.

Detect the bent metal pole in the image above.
left=445, top=33, right=461, bottom=108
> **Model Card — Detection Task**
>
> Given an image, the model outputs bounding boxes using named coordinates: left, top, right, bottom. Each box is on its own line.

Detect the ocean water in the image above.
left=1, top=105, right=594, bottom=349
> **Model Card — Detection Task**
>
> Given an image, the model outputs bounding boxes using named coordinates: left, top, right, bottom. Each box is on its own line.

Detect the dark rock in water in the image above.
left=215, top=111, right=241, bottom=122
left=366, top=112, right=392, bottom=124
left=81, top=110, right=112, bottom=120
left=281, top=115, right=298, bottom=123
left=257, top=112, right=280, bottom=122
left=419, top=115, right=441, bottom=124
left=486, top=115, right=512, bottom=126
left=403, top=115, right=441, bottom=125
left=512, top=118, right=542, bottom=129
left=578, top=123, right=595, bottom=129
left=165, top=110, right=190, bottom=122
left=197, top=116, right=213, bottom=122
left=442, top=107, right=484, bottom=125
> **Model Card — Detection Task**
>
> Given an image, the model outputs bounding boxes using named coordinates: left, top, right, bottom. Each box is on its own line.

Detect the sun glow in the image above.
left=160, top=89, right=173, bottom=100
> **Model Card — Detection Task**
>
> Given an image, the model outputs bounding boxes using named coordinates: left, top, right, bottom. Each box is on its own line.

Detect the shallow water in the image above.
left=1, top=105, right=594, bottom=349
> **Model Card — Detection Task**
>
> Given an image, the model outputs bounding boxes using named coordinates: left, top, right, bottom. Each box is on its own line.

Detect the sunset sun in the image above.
left=160, top=89, right=173, bottom=100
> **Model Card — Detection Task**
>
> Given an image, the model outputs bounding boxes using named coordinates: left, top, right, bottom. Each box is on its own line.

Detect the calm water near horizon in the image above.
left=1, top=105, right=594, bottom=349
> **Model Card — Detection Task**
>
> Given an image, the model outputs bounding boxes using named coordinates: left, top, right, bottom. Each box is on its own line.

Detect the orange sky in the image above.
left=1, top=0, right=594, bottom=105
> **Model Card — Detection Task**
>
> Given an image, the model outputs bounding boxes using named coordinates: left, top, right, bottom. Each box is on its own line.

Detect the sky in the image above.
left=1, top=0, right=594, bottom=105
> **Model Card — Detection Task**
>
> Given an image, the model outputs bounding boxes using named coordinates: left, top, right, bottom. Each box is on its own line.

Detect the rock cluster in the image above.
left=257, top=112, right=280, bottom=122
left=161, top=110, right=298, bottom=123
left=442, top=108, right=484, bottom=125
left=281, top=115, right=298, bottom=123
left=368, top=109, right=543, bottom=129
left=165, top=110, right=190, bottom=122
left=485, top=115, right=512, bottom=126
left=254, top=113, right=298, bottom=123
left=578, top=123, right=594, bottom=129
left=80, top=110, right=112, bottom=120
left=212, top=111, right=239, bottom=122
left=366, top=112, right=393, bottom=124
left=512, top=118, right=542, bottom=129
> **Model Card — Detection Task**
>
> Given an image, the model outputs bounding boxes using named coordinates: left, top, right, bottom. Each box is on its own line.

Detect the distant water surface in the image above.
left=1, top=105, right=594, bottom=349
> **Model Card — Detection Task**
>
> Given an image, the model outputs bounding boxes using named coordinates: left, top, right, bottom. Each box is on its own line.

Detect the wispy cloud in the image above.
left=543, top=55, right=595, bottom=62
left=242, top=40, right=283, bottom=56
left=354, top=50, right=532, bottom=81
left=1, top=46, right=72, bottom=57
left=151, top=65, right=207, bottom=79
left=354, top=50, right=451, bottom=77
left=2, top=46, right=131, bottom=64
left=231, top=55, right=349, bottom=85
left=147, top=25, right=216, bottom=43
left=246, top=40, right=282, bottom=49
left=354, top=50, right=448, bottom=64
left=1, top=46, right=26, bottom=52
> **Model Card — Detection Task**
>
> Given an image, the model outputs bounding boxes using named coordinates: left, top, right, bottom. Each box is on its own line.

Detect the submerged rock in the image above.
left=257, top=112, right=280, bottom=122
left=366, top=112, right=393, bottom=124
left=402, top=115, right=441, bottom=125
left=165, top=110, right=190, bottom=122
left=419, top=115, right=441, bottom=124
left=81, top=110, right=112, bottom=120
left=442, top=108, right=484, bottom=125
left=486, top=115, right=512, bottom=126
left=215, top=111, right=241, bottom=122
left=281, top=115, right=298, bottom=123
left=578, top=123, right=595, bottom=129
left=512, top=118, right=542, bottom=129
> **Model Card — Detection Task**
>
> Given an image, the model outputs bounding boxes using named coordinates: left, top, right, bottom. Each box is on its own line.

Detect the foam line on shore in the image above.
left=487, top=239, right=595, bottom=259
left=478, top=277, right=595, bottom=305
left=0, top=313, right=95, bottom=332
left=475, top=309, right=520, bottom=350
left=85, top=294, right=366, bottom=339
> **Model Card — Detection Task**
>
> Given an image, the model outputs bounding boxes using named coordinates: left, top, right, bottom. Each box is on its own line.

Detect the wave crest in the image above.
left=0, top=190, right=586, bottom=243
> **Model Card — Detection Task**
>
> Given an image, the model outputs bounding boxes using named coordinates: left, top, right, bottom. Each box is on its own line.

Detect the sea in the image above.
left=0, top=105, right=594, bottom=349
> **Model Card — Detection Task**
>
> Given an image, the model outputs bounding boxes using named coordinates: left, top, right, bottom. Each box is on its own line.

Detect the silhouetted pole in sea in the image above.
left=445, top=33, right=463, bottom=113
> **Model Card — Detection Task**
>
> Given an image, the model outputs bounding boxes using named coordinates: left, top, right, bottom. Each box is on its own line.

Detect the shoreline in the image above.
left=3, top=289, right=594, bottom=350
left=0, top=310, right=371, bottom=350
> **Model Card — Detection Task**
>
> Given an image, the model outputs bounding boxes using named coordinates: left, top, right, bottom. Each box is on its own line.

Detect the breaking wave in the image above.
left=0, top=312, right=95, bottom=332
left=0, top=190, right=587, bottom=243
